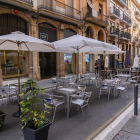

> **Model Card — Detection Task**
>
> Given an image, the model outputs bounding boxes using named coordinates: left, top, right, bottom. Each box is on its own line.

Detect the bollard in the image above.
left=134, top=84, right=138, bottom=116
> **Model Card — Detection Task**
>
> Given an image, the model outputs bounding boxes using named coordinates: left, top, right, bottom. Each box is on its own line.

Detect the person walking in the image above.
left=101, top=60, right=104, bottom=70
left=95, top=60, right=99, bottom=75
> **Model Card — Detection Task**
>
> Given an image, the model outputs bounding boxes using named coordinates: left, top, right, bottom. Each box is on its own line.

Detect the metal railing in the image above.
left=110, top=27, right=119, bottom=35
left=122, top=0, right=128, bottom=5
left=17, top=0, right=33, bottom=5
left=110, top=6, right=120, bottom=17
left=120, top=14, right=131, bottom=24
left=38, top=0, right=81, bottom=21
left=125, top=32, right=131, bottom=40
left=120, top=31, right=127, bottom=38
left=83, top=6, right=108, bottom=25
left=139, top=39, right=140, bottom=44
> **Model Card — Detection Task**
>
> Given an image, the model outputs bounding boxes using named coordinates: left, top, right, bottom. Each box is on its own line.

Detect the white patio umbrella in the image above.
left=52, top=35, right=118, bottom=82
left=133, top=55, right=139, bottom=68
left=105, top=55, right=109, bottom=68
left=0, top=31, right=55, bottom=117
left=88, top=50, right=125, bottom=54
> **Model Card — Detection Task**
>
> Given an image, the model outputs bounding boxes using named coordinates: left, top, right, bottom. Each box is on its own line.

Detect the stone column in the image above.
left=56, top=30, right=65, bottom=77
left=29, top=19, right=41, bottom=80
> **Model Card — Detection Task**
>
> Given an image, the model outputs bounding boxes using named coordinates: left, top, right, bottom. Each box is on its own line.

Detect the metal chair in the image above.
left=115, top=82, right=130, bottom=100
left=44, top=94, right=65, bottom=122
left=99, top=82, right=114, bottom=100
left=71, top=92, right=92, bottom=120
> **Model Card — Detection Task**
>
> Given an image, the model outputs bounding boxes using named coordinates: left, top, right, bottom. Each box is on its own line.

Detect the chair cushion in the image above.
left=71, top=99, right=84, bottom=106
left=117, top=87, right=126, bottom=91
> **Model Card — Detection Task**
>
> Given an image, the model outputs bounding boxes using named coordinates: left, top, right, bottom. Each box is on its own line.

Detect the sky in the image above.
left=137, top=0, right=140, bottom=4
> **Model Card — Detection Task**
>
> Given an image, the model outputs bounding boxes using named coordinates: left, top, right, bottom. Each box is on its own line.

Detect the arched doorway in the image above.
left=0, top=14, right=28, bottom=79
left=64, top=28, right=77, bottom=74
left=86, top=27, right=94, bottom=72
left=86, top=26, right=94, bottom=38
left=38, top=23, right=57, bottom=79
left=98, top=29, right=104, bottom=41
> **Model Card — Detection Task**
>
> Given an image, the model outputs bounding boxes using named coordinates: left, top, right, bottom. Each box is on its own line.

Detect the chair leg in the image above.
left=124, top=91, right=127, bottom=100
left=52, top=107, right=56, bottom=123
left=81, top=106, right=85, bottom=120
left=127, top=91, right=130, bottom=99
left=99, top=89, right=102, bottom=99
left=77, top=105, right=80, bottom=111
left=88, top=104, right=91, bottom=117
left=108, top=91, right=110, bottom=100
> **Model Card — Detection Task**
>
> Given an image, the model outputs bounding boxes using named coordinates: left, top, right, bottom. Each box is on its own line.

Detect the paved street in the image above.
left=113, top=108, right=140, bottom=140
left=0, top=81, right=138, bottom=140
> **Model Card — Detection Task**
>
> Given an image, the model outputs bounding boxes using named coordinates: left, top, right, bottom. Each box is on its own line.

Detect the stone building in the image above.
left=0, top=0, right=108, bottom=85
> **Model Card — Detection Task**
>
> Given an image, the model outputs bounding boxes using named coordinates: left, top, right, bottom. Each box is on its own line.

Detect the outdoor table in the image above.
left=52, top=87, right=85, bottom=118
left=116, top=74, right=131, bottom=78
left=57, top=77, right=71, bottom=86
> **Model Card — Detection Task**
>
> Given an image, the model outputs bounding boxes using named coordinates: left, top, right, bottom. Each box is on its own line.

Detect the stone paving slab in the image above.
left=113, top=131, right=140, bottom=140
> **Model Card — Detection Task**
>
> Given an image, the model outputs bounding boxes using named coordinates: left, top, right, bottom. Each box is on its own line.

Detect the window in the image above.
left=110, top=21, right=115, bottom=27
left=110, top=2, right=114, bottom=7
left=117, top=23, right=119, bottom=28
left=132, top=18, right=133, bottom=24
left=132, top=4, right=133, bottom=10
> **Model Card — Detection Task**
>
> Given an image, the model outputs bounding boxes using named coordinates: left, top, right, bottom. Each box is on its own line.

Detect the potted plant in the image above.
left=20, top=79, right=51, bottom=140
left=0, top=99, right=7, bottom=131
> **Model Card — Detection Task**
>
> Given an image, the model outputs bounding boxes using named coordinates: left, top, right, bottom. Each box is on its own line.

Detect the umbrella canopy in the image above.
left=124, top=50, right=131, bottom=66
left=88, top=50, right=125, bottom=54
left=53, top=35, right=118, bottom=53
left=0, top=31, right=55, bottom=117
left=133, top=55, right=139, bottom=68
left=52, top=34, right=118, bottom=82
left=0, top=31, right=54, bottom=51
left=105, top=56, right=109, bottom=68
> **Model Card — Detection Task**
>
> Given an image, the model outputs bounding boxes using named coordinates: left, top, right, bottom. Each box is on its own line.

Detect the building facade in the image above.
left=4, top=0, right=140, bottom=85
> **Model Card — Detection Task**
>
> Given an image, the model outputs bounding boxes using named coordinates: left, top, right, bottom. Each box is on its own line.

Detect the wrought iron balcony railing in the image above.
left=125, top=32, right=131, bottom=40
left=83, top=6, right=108, bottom=25
left=110, top=6, right=120, bottom=17
left=120, top=31, right=127, bottom=39
left=135, top=11, right=140, bottom=17
left=17, top=0, right=33, bottom=5
left=38, top=0, right=81, bottom=21
left=120, top=14, right=131, bottom=25
left=115, top=0, right=128, bottom=7
left=110, top=27, right=119, bottom=36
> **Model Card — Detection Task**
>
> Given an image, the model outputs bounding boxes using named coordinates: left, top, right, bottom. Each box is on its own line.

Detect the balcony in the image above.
left=125, top=32, right=131, bottom=41
left=110, top=27, right=119, bottom=37
left=0, top=0, right=33, bottom=9
left=133, top=24, right=138, bottom=31
left=135, top=11, right=140, bottom=21
left=110, top=6, right=120, bottom=19
left=120, top=14, right=131, bottom=26
left=133, top=37, right=138, bottom=44
left=38, top=0, right=82, bottom=25
left=139, top=39, right=140, bottom=44
left=115, top=0, right=128, bottom=7
left=120, top=31, right=127, bottom=40
left=83, top=7, right=108, bottom=27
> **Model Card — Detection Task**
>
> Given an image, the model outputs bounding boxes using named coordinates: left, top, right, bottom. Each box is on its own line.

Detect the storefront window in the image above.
left=64, top=53, right=72, bottom=74
left=0, top=50, right=28, bottom=78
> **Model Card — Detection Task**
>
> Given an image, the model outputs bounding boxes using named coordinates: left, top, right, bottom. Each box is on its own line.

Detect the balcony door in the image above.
left=67, top=0, right=73, bottom=17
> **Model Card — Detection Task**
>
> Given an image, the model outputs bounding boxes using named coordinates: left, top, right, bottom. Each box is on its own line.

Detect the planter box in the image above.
left=0, top=113, right=7, bottom=131
left=21, top=122, right=51, bottom=140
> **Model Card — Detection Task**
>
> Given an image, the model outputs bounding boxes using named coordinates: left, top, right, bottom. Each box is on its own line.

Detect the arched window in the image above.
left=0, top=14, right=28, bottom=35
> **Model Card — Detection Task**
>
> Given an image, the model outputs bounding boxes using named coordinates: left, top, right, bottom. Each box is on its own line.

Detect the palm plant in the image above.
left=20, top=79, right=50, bottom=130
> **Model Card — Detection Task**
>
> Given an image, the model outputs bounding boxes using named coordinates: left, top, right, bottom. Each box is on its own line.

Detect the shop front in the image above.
left=0, top=14, right=29, bottom=80
left=64, top=29, right=76, bottom=74
left=38, top=23, right=57, bottom=79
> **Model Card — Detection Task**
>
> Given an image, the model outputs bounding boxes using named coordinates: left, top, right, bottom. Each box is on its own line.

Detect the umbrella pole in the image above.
left=13, top=43, right=22, bottom=117
left=77, top=47, right=79, bottom=84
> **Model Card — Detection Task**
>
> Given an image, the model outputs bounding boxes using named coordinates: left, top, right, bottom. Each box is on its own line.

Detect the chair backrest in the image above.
left=75, top=85, right=86, bottom=92
left=45, top=94, right=54, bottom=105
left=84, top=92, right=91, bottom=103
